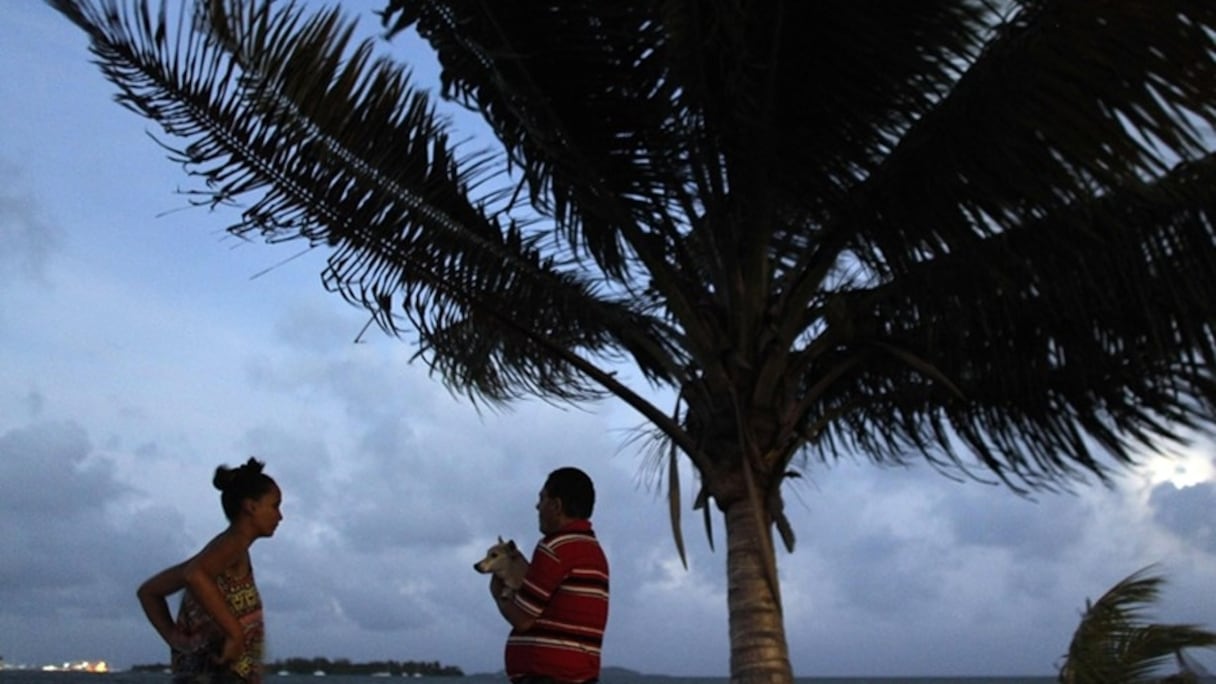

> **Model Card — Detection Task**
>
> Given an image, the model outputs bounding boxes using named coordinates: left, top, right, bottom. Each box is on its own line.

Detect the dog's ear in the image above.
left=507, top=540, right=516, bottom=550
left=498, top=535, right=504, bottom=544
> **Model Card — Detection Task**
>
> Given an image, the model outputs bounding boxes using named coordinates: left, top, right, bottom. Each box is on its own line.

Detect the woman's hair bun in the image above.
left=213, top=457, right=267, bottom=492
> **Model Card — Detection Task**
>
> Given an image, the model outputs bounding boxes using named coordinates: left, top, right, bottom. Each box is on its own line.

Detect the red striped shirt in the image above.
left=506, top=520, right=609, bottom=682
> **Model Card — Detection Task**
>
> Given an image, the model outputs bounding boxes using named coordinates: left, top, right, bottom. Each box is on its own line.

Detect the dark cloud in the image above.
left=942, top=484, right=1087, bottom=559
left=0, top=160, right=60, bottom=286
left=335, top=583, right=435, bottom=633
left=0, top=421, right=108, bottom=513
left=1150, top=481, right=1216, bottom=553
left=236, top=424, right=335, bottom=522
left=831, top=528, right=945, bottom=616
left=0, top=420, right=187, bottom=626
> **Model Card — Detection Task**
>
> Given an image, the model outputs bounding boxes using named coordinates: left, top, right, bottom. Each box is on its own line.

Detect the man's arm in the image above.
left=489, top=575, right=537, bottom=631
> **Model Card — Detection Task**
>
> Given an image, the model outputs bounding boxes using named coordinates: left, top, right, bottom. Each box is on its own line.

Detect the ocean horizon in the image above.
left=0, top=668, right=1069, bottom=684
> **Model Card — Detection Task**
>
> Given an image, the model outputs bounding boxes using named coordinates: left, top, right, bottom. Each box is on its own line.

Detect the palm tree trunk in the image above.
left=724, top=495, right=794, bottom=683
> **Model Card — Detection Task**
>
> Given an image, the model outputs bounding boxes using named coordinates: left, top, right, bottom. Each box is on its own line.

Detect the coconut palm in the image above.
left=48, top=1, right=1216, bottom=680
left=1058, top=567, right=1216, bottom=684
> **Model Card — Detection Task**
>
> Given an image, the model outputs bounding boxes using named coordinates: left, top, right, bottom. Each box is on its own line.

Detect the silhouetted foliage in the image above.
left=51, top=1, right=1216, bottom=680
left=1058, top=567, right=1216, bottom=684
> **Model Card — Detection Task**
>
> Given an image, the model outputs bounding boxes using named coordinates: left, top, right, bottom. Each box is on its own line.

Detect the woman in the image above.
left=138, top=458, right=283, bottom=684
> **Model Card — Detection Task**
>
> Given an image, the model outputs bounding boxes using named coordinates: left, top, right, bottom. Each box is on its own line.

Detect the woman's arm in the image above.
left=182, top=532, right=249, bottom=664
left=137, top=562, right=189, bottom=648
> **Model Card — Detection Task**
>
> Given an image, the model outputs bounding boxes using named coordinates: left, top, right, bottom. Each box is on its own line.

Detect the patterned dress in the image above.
left=171, top=566, right=265, bottom=684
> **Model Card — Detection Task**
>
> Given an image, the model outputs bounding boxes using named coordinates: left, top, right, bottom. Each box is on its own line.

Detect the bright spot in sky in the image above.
left=1142, top=445, right=1215, bottom=489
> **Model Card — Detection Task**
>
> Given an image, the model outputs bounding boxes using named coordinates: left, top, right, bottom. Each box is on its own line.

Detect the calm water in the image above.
left=0, top=671, right=1060, bottom=684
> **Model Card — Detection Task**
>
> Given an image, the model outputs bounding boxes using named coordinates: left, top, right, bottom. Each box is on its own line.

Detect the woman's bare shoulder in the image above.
left=188, top=529, right=252, bottom=577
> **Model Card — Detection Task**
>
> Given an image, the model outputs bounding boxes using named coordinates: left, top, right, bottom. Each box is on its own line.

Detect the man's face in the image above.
left=536, top=486, right=561, bottom=535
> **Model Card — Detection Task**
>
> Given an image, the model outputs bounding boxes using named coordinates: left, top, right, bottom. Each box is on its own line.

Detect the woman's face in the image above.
left=248, top=484, right=283, bottom=538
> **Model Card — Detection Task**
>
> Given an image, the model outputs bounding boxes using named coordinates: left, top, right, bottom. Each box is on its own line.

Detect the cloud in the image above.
left=0, top=420, right=186, bottom=622
left=1150, top=480, right=1216, bottom=553
left=0, top=421, right=96, bottom=513
left=4, top=2, right=1216, bottom=678
left=0, top=161, right=60, bottom=287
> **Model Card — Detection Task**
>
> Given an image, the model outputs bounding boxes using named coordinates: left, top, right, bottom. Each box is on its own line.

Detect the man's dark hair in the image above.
left=545, top=467, right=595, bottom=519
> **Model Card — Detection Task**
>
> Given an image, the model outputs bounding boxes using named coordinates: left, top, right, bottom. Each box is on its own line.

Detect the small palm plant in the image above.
left=1058, top=567, right=1216, bottom=684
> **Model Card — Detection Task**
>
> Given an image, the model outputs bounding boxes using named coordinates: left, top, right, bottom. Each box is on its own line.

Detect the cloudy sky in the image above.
left=3, top=2, right=1216, bottom=679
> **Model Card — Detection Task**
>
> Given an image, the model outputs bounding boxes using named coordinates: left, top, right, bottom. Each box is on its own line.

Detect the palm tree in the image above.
left=1058, top=567, right=1216, bottom=684
left=48, top=1, right=1216, bottom=680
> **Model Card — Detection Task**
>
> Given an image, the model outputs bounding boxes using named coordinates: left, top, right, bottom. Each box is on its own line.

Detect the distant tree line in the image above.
left=273, top=657, right=463, bottom=676
left=131, top=657, right=463, bottom=676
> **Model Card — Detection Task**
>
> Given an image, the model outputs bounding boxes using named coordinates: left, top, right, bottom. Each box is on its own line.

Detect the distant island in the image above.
left=131, top=657, right=463, bottom=677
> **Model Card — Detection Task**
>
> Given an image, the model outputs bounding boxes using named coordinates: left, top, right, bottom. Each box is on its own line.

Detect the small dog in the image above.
left=474, top=536, right=529, bottom=599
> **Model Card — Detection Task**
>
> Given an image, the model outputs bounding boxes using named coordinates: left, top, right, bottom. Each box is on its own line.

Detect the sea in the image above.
left=0, top=671, right=1064, bottom=684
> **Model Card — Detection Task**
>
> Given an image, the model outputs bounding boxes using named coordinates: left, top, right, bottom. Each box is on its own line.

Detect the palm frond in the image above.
left=843, top=0, right=1216, bottom=278
left=381, top=2, right=686, bottom=275
left=805, top=154, right=1216, bottom=489
left=49, top=0, right=688, bottom=404
left=1058, top=567, right=1216, bottom=684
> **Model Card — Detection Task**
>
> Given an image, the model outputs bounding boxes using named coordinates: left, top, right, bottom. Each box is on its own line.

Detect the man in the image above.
left=490, top=467, right=609, bottom=684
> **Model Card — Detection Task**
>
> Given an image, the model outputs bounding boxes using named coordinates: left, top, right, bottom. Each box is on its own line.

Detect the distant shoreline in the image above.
left=129, top=659, right=463, bottom=678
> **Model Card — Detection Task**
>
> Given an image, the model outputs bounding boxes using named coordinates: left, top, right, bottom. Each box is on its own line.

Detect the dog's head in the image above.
left=473, top=536, right=519, bottom=574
